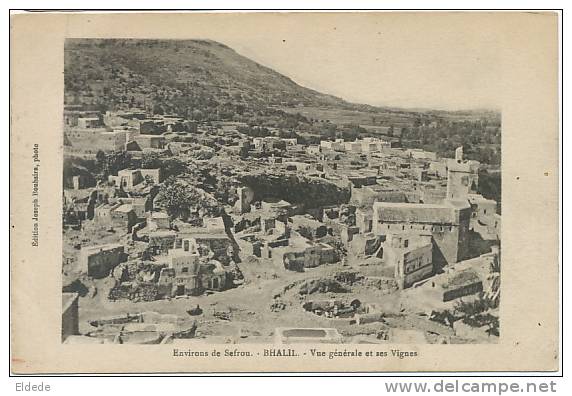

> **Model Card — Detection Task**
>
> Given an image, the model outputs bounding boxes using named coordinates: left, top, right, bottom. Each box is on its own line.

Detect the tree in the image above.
left=141, top=152, right=188, bottom=179
left=430, top=309, right=457, bottom=328
left=486, top=252, right=501, bottom=309
left=97, top=151, right=133, bottom=177
left=340, top=124, right=364, bottom=141
left=143, top=174, right=155, bottom=186
left=162, top=157, right=188, bottom=179
left=95, top=150, right=106, bottom=172
left=453, top=293, right=499, bottom=336
left=155, top=182, right=220, bottom=221
left=155, top=182, right=192, bottom=218
left=140, top=152, right=162, bottom=169
left=153, top=104, right=164, bottom=115
left=214, top=175, right=237, bottom=205
left=278, top=129, right=299, bottom=139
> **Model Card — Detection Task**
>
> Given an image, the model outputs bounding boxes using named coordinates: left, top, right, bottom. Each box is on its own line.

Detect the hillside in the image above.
left=64, top=39, right=351, bottom=119
left=64, top=39, right=501, bottom=165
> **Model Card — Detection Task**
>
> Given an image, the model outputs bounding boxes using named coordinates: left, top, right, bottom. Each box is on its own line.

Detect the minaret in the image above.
left=446, top=146, right=471, bottom=201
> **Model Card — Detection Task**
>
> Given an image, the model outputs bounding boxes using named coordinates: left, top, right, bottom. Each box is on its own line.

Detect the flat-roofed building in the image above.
left=80, top=243, right=125, bottom=278
left=385, top=233, right=433, bottom=289
left=372, top=200, right=471, bottom=265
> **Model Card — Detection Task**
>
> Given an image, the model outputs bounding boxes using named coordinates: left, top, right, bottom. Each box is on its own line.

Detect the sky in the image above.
left=74, top=12, right=505, bottom=111
left=202, top=13, right=503, bottom=111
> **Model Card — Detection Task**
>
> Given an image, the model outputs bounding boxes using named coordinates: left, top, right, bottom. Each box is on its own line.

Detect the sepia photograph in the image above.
left=61, top=37, right=502, bottom=346
left=9, top=10, right=560, bottom=374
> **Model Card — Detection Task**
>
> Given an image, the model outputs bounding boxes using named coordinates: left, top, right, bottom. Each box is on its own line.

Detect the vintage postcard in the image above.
left=10, top=11, right=560, bottom=373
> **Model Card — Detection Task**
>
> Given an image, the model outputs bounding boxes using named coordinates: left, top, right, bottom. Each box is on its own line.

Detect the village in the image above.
left=61, top=105, right=501, bottom=345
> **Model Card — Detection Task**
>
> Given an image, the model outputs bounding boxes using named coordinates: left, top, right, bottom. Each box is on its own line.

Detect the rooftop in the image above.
left=443, top=268, right=481, bottom=289
left=82, top=243, right=124, bottom=253
left=168, top=248, right=199, bottom=258
left=373, top=202, right=458, bottom=224
left=149, top=230, right=177, bottom=238
left=114, top=204, right=134, bottom=213
left=150, top=211, right=170, bottom=219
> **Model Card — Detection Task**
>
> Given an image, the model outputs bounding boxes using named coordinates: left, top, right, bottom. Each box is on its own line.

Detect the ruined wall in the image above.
left=282, top=251, right=306, bottom=272
left=348, top=233, right=384, bottom=257
left=401, top=244, right=433, bottom=288
left=110, top=209, right=137, bottom=232
left=140, top=168, right=162, bottom=183
left=318, top=244, right=338, bottom=264
left=443, top=281, right=483, bottom=302
left=192, top=237, right=233, bottom=265
left=148, top=233, right=177, bottom=254
left=82, top=245, right=125, bottom=278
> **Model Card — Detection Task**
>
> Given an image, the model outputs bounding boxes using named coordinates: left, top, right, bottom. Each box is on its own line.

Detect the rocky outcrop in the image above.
left=239, top=171, right=350, bottom=208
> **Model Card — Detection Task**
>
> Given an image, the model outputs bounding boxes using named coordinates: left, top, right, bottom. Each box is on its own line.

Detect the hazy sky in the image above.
left=75, top=12, right=504, bottom=110
left=200, top=13, right=503, bottom=111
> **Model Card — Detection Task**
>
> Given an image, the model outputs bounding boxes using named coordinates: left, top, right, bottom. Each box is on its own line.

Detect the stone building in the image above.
left=262, top=232, right=337, bottom=271
left=467, top=196, right=500, bottom=241
left=384, top=233, right=433, bottom=289
left=421, top=187, right=447, bottom=204
left=320, top=139, right=345, bottom=152
left=446, top=147, right=479, bottom=200
left=347, top=232, right=384, bottom=258
left=281, top=242, right=337, bottom=271
left=157, top=238, right=230, bottom=297
left=372, top=201, right=471, bottom=265
left=117, top=197, right=151, bottom=219
left=356, top=208, right=374, bottom=233
left=100, top=130, right=128, bottom=152
left=110, top=203, right=138, bottom=232
left=163, top=248, right=202, bottom=296
left=406, top=148, right=438, bottom=161
left=108, top=168, right=162, bottom=191
left=77, top=117, right=101, bottom=129
left=147, top=211, right=170, bottom=230
left=176, top=233, right=234, bottom=265
left=94, top=202, right=137, bottom=232
left=133, top=134, right=166, bottom=149
left=351, top=186, right=407, bottom=207
left=289, top=215, right=328, bottom=239
left=63, top=106, right=100, bottom=127
left=80, top=243, right=125, bottom=278
left=64, top=127, right=127, bottom=154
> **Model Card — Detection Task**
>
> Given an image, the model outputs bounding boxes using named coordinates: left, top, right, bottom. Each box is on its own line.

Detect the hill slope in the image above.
left=64, top=39, right=501, bottom=165
left=64, top=39, right=351, bottom=118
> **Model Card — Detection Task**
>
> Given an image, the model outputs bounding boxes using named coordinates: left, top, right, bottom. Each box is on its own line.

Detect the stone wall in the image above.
left=81, top=245, right=125, bottom=278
